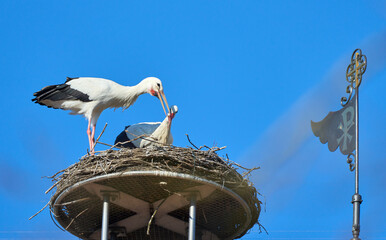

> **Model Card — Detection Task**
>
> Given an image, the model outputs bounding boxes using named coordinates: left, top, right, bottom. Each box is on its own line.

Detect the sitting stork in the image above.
left=115, top=105, right=178, bottom=148
left=32, top=77, right=169, bottom=152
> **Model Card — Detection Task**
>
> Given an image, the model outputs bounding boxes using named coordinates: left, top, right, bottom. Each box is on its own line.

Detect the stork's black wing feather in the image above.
left=32, top=83, right=91, bottom=105
left=114, top=127, right=137, bottom=148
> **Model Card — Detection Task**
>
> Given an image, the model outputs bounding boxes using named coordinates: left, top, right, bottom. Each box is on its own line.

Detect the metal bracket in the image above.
left=181, top=190, right=201, bottom=202
left=100, top=190, right=119, bottom=201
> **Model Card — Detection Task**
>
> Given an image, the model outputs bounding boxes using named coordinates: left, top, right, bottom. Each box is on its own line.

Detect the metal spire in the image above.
left=342, top=49, right=367, bottom=240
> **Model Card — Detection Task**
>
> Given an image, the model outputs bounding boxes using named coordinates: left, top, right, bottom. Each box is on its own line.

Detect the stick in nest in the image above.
left=29, top=201, right=50, bottom=220
left=125, top=131, right=168, bottom=146
left=186, top=134, right=199, bottom=149
left=90, top=123, right=108, bottom=153
left=54, top=197, right=91, bottom=207
left=45, top=181, right=60, bottom=194
left=95, top=133, right=158, bottom=152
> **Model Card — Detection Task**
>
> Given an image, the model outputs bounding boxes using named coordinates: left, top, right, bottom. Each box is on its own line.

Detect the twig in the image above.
left=212, top=146, right=227, bottom=152
left=191, top=150, right=196, bottom=175
left=91, top=123, right=108, bottom=153
left=202, top=208, right=208, bottom=223
left=49, top=204, right=59, bottom=218
left=54, top=197, right=91, bottom=207
left=199, top=145, right=211, bottom=150
left=45, top=181, right=60, bottom=194
left=29, top=201, right=50, bottom=220
left=226, top=154, right=230, bottom=163
left=98, top=132, right=158, bottom=152
left=115, top=134, right=149, bottom=147
left=159, top=183, right=183, bottom=198
left=242, top=167, right=261, bottom=178
left=229, top=160, right=260, bottom=172
left=43, top=169, right=65, bottom=179
left=258, top=222, right=269, bottom=234
left=66, top=208, right=89, bottom=229
left=98, top=160, right=108, bottom=174
left=186, top=134, right=199, bottom=149
left=96, top=142, right=114, bottom=147
left=147, top=197, right=168, bottom=235
left=126, top=131, right=166, bottom=146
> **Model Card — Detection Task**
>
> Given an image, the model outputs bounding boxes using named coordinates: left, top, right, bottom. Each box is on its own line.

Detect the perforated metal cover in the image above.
left=52, top=171, right=253, bottom=240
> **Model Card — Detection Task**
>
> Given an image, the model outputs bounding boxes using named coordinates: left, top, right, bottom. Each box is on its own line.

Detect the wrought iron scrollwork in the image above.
left=346, top=152, right=356, bottom=171
left=341, top=49, right=367, bottom=107
left=347, top=49, right=367, bottom=87
left=341, top=85, right=354, bottom=106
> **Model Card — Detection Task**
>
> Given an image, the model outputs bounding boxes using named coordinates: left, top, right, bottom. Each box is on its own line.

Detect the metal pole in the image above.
left=101, top=194, right=110, bottom=240
left=355, top=60, right=360, bottom=196
left=188, top=194, right=197, bottom=240
left=351, top=55, right=362, bottom=240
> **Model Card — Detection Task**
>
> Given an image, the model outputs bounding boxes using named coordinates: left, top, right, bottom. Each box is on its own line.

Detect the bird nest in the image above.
left=45, top=146, right=263, bottom=239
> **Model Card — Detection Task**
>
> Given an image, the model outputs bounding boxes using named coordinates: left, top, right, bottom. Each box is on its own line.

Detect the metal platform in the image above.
left=52, top=171, right=254, bottom=240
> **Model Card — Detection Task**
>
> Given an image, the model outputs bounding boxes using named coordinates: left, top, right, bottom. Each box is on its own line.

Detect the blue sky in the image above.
left=0, top=1, right=385, bottom=239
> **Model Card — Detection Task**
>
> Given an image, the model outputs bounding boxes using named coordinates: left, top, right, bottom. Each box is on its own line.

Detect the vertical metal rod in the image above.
left=351, top=54, right=362, bottom=240
left=101, top=194, right=110, bottom=240
left=355, top=78, right=359, bottom=195
left=188, top=194, right=197, bottom=240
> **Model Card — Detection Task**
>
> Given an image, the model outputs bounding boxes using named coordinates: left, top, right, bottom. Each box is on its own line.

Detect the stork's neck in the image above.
left=133, top=80, right=150, bottom=95
left=150, top=116, right=172, bottom=145
left=124, top=81, right=149, bottom=97
left=114, top=81, right=149, bottom=109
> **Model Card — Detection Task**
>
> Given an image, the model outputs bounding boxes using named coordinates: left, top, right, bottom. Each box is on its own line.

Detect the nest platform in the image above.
left=49, top=147, right=261, bottom=240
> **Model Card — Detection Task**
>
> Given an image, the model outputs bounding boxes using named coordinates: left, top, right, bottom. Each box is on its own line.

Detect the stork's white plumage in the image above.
left=115, top=105, right=178, bottom=148
left=32, top=77, right=169, bottom=152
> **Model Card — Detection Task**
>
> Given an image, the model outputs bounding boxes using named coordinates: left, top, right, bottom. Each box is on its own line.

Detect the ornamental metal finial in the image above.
left=341, top=49, right=367, bottom=107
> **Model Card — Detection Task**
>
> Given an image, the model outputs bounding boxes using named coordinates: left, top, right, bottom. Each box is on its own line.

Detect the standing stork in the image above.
left=32, top=77, right=169, bottom=152
left=115, top=105, right=178, bottom=148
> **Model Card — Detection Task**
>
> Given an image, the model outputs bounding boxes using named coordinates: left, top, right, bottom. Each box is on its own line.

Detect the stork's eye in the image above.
left=157, top=83, right=161, bottom=88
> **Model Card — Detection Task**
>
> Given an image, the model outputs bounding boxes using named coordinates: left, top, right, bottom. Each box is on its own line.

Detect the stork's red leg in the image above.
left=87, top=119, right=93, bottom=152
left=91, top=124, right=96, bottom=151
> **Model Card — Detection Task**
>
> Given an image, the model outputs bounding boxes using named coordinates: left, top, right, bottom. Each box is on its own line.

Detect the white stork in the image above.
left=32, top=77, right=169, bottom=152
left=115, top=105, right=178, bottom=148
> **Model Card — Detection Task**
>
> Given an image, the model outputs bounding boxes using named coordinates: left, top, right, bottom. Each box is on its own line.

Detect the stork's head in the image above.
left=168, top=105, right=178, bottom=120
left=142, top=77, right=169, bottom=116
left=167, top=105, right=178, bottom=126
